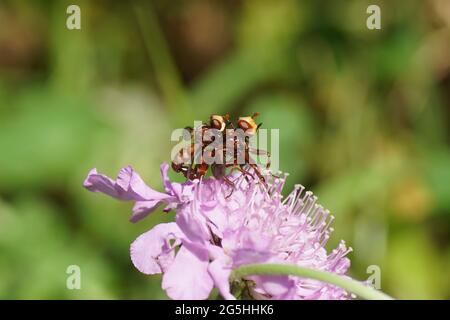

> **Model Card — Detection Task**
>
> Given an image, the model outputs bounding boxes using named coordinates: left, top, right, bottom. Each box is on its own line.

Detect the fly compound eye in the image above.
left=210, top=115, right=225, bottom=131
left=237, top=116, right=258, bottom=135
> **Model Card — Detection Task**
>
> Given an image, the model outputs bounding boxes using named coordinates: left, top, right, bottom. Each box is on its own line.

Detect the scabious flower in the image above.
left=84, top=163, right=353, bottom=300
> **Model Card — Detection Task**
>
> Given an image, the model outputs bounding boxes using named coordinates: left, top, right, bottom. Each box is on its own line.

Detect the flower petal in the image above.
left=83, top=168, right=129, bottom=199
left=223, top=229, right=273, bottom=266
left=208, top=255, right=235, bottom=300
left=130, top=222, right=182, bottom=275
left=130, top=200, right=163, bottom=223
left=202, top=205, right=227, bottom=238
left=160, top=162, right=190, bottom=201
left=84, top=166, right=172, bottom=202
left=251, top=275, right=296, bottom=299
left=160, top=163, right=173, bottom=194
left=116, top=166, right=172, bottom=201
left=176, top=209, right=211, bottom=244
left=162, top=243, right=213, bottom=300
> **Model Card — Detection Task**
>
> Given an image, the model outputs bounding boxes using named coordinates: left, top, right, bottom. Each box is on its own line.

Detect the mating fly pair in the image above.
left=171, top=113, right=271, bottom=188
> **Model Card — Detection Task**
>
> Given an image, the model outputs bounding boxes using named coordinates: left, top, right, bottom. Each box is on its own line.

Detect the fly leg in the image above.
left=223, top=175, right=236, bottom=199
left=248, top=147, right=271, bottom=170
left=213, top=163, right=235, bottom=198
left=248, top=147, right=280, bottom=179
left=248, top=163, right=267, bottom=187
left=229, top=164, right=255, bottom=184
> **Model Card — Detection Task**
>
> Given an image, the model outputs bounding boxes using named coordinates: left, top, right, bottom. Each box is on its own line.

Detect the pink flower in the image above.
left=84, top=165, right=194, bottom=222
left=84, top=163, right=353, bottom=300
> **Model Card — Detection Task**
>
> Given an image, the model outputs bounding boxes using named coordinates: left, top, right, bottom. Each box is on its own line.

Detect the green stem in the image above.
left=231, top=263, right=393, bottom=300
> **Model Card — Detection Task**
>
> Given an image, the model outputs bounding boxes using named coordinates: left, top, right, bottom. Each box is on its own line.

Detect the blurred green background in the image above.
left=0, top=0, right=449, bottom=299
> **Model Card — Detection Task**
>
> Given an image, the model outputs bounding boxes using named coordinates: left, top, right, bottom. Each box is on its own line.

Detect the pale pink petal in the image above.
left=162, top=243, right=213, bottom=300
left=130, top=200, right=163, bottom=223
left=208, top=256, right=235, bottom=300
left=116, top=166, right=172, bottom=201
left=223, top=229, right=272, bottom=266
left=160, top=163, right=172, bottom=193
left=83, top=168, right=128, bottom=199
left=84, top=166, right=173, bottom=202
left=202, top=205, right=227, bottom=238
left=130, top=222, right=182, bottom=275
left=251, top=275, right=296, bottom=299
left=176, top=209, right=211, bottom=244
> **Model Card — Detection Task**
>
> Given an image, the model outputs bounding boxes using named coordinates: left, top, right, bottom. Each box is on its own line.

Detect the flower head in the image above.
left=84, top=163, right=353, bottom=300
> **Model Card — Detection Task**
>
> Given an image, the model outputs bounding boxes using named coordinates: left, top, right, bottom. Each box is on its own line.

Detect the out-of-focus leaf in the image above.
left=316, top=154, right=404, bottom=219
left=0, top=89, right=98, bottom=191
left=422, top=149, right=450, bottom=213
left=244, top=93, right=316, bottom=186
left=385, top=230, right=447, bottom=299
left=236, top=0, right=303, bottom=49
left=190, top=48, right=291, bottom=119
left=0, top=197, right=118, bottom=299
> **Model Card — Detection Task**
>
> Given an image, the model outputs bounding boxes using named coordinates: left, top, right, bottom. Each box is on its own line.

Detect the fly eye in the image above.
left=237, top=120, right=250, bottom=130
left=210, top=115, right=225, bottom=131
left=237, top=116, right=258, bottom=134
left=212, top=119, right=222, bottom=130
